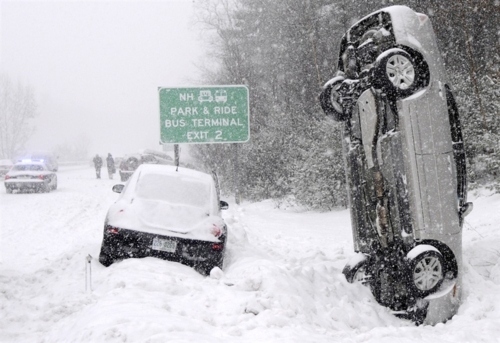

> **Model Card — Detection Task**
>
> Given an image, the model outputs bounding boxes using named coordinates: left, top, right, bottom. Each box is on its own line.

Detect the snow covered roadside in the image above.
left=0, top=166, right=499, bottom=342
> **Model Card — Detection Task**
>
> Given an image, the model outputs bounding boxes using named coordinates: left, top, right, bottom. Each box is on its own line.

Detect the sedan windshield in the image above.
left=135, top=173, right=211, bottom=208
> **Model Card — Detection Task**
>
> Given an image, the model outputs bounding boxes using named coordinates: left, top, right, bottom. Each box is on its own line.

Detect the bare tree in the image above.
left=0, top=73, right=38, bottom=159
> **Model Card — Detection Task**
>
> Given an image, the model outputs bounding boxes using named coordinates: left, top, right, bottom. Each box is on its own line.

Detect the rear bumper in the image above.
left=100, top=226, right=225, bottom=272
left=5, top=180, right=45, bottom=189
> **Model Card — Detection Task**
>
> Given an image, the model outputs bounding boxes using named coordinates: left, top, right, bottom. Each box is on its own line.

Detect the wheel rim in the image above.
left=353, top=266, right=369, bottom=283
left=413, top=255, right=443, bottom=291
left=386, top=54, right=415, bottom=90
left=330, top=89, right=343, bottom=113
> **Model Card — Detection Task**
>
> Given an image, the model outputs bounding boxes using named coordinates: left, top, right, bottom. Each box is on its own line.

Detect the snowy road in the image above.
left=1, top=166, right=499, bottom=342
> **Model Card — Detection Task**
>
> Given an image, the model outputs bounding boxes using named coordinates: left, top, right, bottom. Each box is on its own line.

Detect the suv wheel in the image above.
left=374, top=48, right=420, bottom=98
left=406, top=245, right=445, bottom=297
left=343, top=254, right=371, bottom=284
left=320, top=76, right=347, bottom=121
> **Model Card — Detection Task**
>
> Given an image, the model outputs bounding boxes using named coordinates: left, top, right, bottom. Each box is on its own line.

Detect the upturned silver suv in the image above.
left=320, top=5, right=472, bottom=325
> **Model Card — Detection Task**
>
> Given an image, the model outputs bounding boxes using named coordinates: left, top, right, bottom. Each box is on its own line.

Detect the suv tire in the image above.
left=320, top=76, right=347, bottom=121
left=374, top=48, right=420, bottom=98
left=406, top=245, right=445, bottom=297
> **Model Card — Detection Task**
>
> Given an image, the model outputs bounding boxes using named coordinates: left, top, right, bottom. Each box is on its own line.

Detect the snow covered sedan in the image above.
left=98, top=164, right=229, bottom=275
left=4, top=161, right=58, bottom=193
left=319, top=6, right=472, bottom=324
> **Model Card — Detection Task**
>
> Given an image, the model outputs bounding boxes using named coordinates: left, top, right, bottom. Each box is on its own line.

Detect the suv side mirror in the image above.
left=459, top=202, right=473, bottom=218
left=220, top=200, right=229, bottom=210
left=112, top=184, right=125, bottom=193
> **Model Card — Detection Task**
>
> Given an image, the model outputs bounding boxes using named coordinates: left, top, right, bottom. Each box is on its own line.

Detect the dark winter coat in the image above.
left=106, top=155, right=115, bottom=173
left=93, top=155, right=103, bottom=169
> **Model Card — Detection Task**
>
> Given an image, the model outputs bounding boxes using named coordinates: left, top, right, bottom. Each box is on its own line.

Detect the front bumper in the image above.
left=393, top=279, right=460, bottom=325
left=422, top=279, right=461, bottom=325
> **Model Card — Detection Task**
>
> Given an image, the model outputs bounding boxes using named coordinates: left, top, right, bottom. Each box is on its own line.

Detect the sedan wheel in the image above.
left=99, top=247, right=115, bottom=267
left=99, top=253, right=114, bottom=267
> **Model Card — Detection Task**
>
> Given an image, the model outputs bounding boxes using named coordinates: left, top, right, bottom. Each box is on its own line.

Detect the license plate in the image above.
left=152, top=237, right=177, bottom=253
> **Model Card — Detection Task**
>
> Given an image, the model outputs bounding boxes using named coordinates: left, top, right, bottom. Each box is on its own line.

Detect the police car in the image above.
left=4, top=160, right=58, bottom=193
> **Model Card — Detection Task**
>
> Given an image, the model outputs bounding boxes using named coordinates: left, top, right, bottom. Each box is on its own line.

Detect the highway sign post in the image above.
left=158, top=85, right=249, bottom=144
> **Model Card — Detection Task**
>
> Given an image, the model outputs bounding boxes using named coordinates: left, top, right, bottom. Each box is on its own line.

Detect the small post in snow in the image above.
left=233, top=143, right=240, bottom=205
left=174, top=144, right=179, bottom=171
left=85, top=254, right=93, bottom=293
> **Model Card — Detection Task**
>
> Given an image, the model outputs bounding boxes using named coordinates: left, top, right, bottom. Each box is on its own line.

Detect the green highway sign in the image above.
left=158, top=85, right=250, bottom=144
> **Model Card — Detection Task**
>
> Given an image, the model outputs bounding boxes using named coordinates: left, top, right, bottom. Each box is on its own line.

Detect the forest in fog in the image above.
left=191, top=0, right=499, bottom=210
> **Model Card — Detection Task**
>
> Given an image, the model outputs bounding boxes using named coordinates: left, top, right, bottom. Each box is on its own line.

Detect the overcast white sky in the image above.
left=1, top=0, right=206, bottom=158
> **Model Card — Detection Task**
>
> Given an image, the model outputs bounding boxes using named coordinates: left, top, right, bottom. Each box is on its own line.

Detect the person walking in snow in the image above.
left=106, top=153, right=115, bottom=179
left=93, top=154, right=103, bottom=179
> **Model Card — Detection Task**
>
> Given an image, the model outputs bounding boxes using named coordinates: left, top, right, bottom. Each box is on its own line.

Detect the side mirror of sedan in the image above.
left=220, top=200, right=229, bottom=210
left=112, top=184, right=125, bottom=193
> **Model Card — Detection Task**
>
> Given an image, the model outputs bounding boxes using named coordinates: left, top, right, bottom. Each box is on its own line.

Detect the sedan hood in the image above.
left=106, top=198, right=225, bottom=241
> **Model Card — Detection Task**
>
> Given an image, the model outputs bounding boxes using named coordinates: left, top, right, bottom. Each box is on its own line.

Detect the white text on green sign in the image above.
left=159, top=86, right=249, bottom=144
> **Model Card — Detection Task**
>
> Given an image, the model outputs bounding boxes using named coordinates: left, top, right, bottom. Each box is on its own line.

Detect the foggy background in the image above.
left=1, top=0, right=203, bottom=158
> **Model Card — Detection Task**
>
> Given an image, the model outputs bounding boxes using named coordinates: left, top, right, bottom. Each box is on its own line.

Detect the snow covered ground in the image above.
left=1, top=166, right=499, bottom=342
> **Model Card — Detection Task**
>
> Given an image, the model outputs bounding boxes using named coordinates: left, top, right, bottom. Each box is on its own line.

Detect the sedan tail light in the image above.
left=5, top=175, right=10, bottom=180
left=106, top=226, right=120, bottom=234
left=210, top=225, right=222, bottom=238
left=212, top=243, right=224, bottom=251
